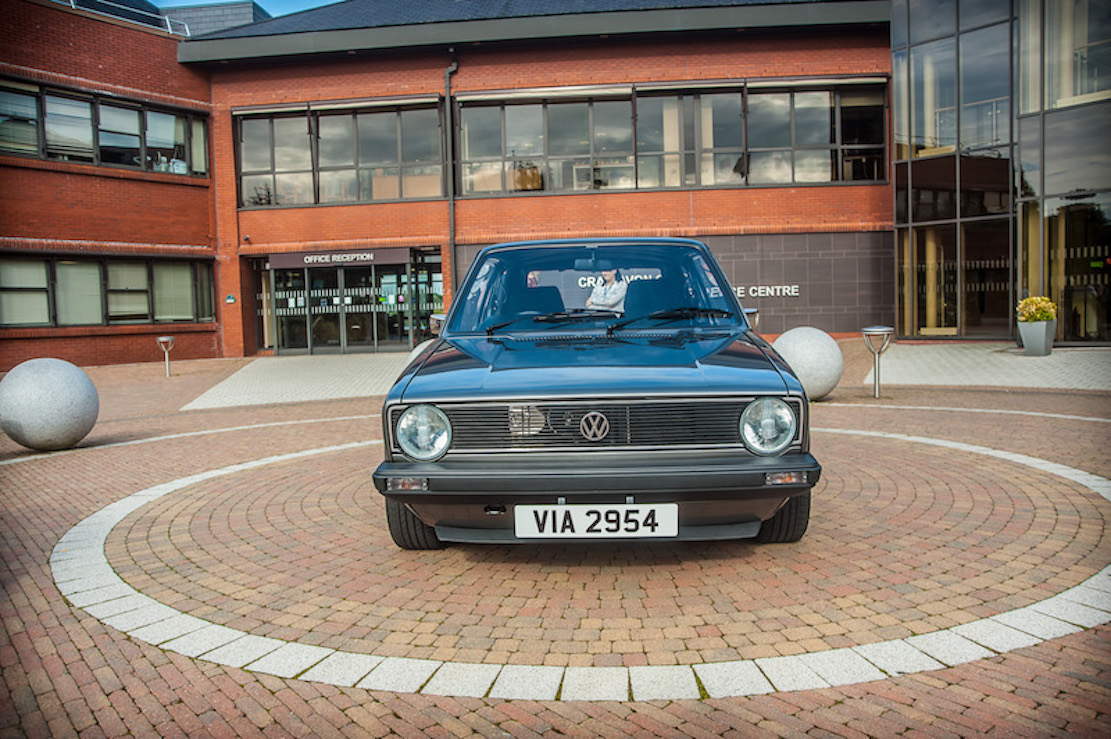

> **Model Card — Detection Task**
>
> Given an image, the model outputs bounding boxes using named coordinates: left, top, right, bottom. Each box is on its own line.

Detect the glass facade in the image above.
left=895, top=0, right=1111, bottom=342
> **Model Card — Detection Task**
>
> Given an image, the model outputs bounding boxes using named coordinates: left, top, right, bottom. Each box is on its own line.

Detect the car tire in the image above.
left=386, top=499, right=445, bottom=550
left=755, top=491, right=810, bottom=543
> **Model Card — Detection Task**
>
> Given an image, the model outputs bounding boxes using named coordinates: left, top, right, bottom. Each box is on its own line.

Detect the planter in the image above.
left=1017, top=318, right=1056, bottom=356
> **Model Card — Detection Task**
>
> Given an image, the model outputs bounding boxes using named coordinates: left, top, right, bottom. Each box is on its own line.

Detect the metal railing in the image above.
left=53, top=0, right=190, bottom=37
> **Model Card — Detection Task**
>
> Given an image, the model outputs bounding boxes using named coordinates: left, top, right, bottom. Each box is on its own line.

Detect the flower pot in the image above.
left=1017, top=318, right=1056, bottom=356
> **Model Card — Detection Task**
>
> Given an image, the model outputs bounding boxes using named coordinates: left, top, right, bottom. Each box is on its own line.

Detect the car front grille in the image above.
left=391, top=398, right=803, bottom=454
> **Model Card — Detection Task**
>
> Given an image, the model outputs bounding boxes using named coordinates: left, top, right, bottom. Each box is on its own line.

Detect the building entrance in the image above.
left=259, top=248, right=442, bottom=354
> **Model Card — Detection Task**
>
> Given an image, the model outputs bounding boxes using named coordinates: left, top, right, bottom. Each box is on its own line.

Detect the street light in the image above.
left=861, top=326, right=894, bottom=398
left=156, top=336, right=175, bottom=377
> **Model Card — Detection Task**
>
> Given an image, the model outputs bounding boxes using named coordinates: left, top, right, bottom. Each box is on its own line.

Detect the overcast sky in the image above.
left=158, top=0, right=339, bottom=17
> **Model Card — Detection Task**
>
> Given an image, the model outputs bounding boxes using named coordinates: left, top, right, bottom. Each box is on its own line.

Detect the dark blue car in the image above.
left=373, top=238, right=820, bottom=549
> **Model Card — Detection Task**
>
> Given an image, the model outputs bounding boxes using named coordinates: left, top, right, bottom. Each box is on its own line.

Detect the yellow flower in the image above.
left=1016, top=296, right=1056, bottom=322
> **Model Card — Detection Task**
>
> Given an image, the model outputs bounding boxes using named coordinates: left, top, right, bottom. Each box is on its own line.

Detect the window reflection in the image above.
left=960, top=24, right=1011, bottom=149
left=911, top=38, right=957, bottom=155
left=1045, top=194, right=1110, bottom=341
left=1043, top=102, right=1111, bottom=195
left=1046, top=0, right=1111, bottom=108
left=747, top=93, right=790, bottom=148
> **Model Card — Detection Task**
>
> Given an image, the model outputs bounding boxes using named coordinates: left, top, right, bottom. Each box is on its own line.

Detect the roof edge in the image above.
left=178, top=1, right=889, bottom=64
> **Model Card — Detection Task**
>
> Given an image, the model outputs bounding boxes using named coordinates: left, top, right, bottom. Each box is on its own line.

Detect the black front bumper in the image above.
left=373, top=450, right=820, bottom=543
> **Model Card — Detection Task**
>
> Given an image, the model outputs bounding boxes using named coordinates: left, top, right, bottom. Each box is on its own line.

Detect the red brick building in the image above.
left=1, top=0, right=895, bottom=369
left=0, top=0, right=216, bottom=370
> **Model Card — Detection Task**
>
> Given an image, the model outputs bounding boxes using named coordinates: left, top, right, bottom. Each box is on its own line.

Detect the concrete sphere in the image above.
left=0, top=358, right=99, bottom=451
left=772, top=327, right=843, bottom=401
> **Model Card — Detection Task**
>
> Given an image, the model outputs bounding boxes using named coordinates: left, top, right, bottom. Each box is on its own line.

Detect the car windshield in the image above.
left=447, top=242, right=743, bottom=335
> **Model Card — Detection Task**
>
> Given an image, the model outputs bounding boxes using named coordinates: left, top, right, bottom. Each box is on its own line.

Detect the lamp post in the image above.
left=156, top=336, right=175, bottom=377
left=861, top=326, right=895, bottom=398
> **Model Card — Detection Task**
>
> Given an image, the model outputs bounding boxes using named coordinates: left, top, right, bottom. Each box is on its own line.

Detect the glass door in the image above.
left=374, top=266, right=409, bottom=349
left=309, top=268, right=342, bottom=352
left=344, top=267, right=375, bottom=351
left=275, top=269, right=308, bottom=351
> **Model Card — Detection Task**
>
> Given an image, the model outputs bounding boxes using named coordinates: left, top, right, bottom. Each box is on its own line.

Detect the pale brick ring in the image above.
left=49, top=426, right=1111, bottom=701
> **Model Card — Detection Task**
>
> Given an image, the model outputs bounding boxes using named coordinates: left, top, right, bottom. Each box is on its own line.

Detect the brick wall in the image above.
left=1, top=324, right=218, bottom=369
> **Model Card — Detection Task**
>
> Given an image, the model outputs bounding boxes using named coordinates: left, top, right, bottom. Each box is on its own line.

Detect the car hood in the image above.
left=395, top=331, right=799, bottom=403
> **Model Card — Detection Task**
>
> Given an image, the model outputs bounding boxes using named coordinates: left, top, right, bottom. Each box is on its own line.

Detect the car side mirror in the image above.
left=429, top=313, right=445, bottom=335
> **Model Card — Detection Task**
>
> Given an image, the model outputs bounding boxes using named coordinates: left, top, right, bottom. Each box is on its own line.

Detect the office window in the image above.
left=56, top=261, right=104, bottom=325
left=637, top=96, right=688, bottom=188
left=318, top=113, right=357, bottom=203
left=0, top=258, right=49, bottom=326
left=98, top=103, right=141, bottom=167
left=0, top=80, right=207, bottom=174
left=45, top=94, right=94, bottom=163
left=153, top=262, right=195, bottom=321
left=238, top=106, right=442, bottom=206
left=0, top=257, right=213, bottom=327
left=459, top=85, right=885, bottom=194
left=0, top=88, right=38, bottom=154
left=147, top=111, right=189, bottom=174
left=107, top=262, right=150, bottom=323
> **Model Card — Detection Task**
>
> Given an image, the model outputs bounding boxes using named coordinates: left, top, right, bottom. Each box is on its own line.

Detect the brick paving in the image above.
left=2, top=344, right=1110, bottom=736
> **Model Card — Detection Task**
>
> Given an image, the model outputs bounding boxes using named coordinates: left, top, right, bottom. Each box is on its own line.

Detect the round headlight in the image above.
left=396, top=405, right=452, bottom=461
left=740, top=397, right=797, bottom=455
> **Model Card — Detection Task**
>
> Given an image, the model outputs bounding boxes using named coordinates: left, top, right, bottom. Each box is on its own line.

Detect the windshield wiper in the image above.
left=607, top=306, right=733, bottom=334
left=486, top=308, right=619, bottom=335
left=532, top=308, right=620, bottom=323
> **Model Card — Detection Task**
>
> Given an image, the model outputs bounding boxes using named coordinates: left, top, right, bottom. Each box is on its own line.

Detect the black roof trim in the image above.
left=178, top=1, right=889, bottom=64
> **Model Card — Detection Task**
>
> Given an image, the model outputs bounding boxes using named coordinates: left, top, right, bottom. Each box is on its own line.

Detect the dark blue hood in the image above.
left=395, top=331, right=797, bottom=403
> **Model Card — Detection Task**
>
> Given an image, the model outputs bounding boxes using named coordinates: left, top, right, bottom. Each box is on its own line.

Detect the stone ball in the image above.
left=772, top=327, right=843, bottom=401
left=0, top=358, right=99, bottom=451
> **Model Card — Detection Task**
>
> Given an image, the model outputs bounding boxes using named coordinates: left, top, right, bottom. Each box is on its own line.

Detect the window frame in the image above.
left=457, top=83, right=887, bottom=195
left=0, top=256, right=216, bottom=328
left=236, top=104, right=445, bottom=208
left=0, top=78, right=208, bottom=176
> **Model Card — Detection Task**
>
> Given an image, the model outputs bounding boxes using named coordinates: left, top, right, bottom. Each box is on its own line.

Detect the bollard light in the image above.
left=156, top=335, right=175, bottom=377
left=861, top=326, right=895, bottom=398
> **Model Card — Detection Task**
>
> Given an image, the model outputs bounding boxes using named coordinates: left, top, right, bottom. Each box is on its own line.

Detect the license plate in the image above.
left=514, top=503, right=678, bottom=538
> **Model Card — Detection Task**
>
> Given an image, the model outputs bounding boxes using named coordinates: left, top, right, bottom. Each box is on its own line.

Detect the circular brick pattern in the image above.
left=105, top=431, right=1108, bottom=668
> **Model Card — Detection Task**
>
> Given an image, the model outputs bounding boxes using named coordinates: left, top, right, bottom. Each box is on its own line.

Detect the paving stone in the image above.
left=245, top=642, right=333, bottom=679
left=694, top=660, right=774, bottom=698
left=1030, top=596, right=1111, bottom=628
left=561, top=667, right=629, bottom=701
left=299, top=652, right=384, bottom=687
left=488, top=665, right=564, bottom=701
left=990, top=608, right=1082, bottom=641
left=755, top=656, right=829, bottom=692
left=905, top=631, right=995, bottom=666
left=630, top=665, right=700, bottom=700
left=127, top=614, right=209, bottom=646
left=1058, top=583, right=1111, bottom=612
left=64, top=582, right=136, bottom=608
left=201, top=635, right=285, bottom=668
left=100, top=602, right=180, bottom=631
left=421, top=662, right=501, bottom=697
left=161, top=624, right=251, bottom=658
left=951, top=620, right=1041, bottom=654
left=852, top=640, right=945, bottom=676
left=82, top=593, right=156, bottom=620
left=799, top=648, right=888, bottom=686
left=356, top=658, right=441, bottom=693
